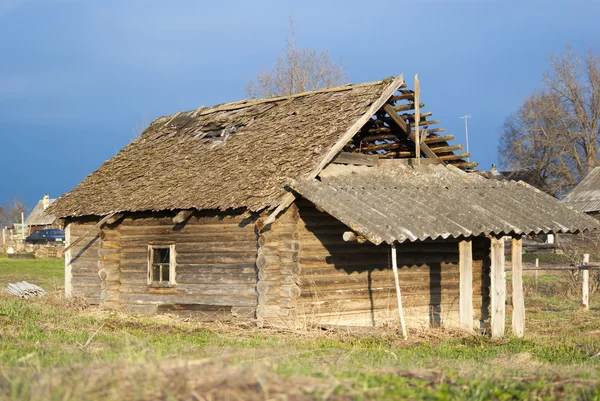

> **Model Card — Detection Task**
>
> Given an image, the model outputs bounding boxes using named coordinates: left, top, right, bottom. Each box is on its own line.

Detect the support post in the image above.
left=459, top=240, right=473, bottom=330
left=512, top=237, right=525, bottom=338
left=391, top=243, right=408, bottom=339
left=490, top=236, right=506, bottom=338
left=64, top=224, right=72, bottom=299
left=1, top=228, right=5, bottom=246
left=583, top=253, right=589, bottom=311
left=414, top=74, right=421, bottom=162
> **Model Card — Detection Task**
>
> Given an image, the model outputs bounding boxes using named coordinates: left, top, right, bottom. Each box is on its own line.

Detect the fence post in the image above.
left=583, top=254, right=590, bottom=311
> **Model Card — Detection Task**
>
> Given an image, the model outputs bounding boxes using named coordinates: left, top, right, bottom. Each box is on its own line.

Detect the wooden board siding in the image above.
left=290, top=200, right=489, bottom=328
left=115, top=212, right=259, bottom=320
left=66, top=220, right=101, bottom=304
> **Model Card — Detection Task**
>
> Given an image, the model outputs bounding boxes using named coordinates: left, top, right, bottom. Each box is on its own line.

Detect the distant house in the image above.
left=49, top=75, right=599, bottom=337
left=25, top=194, right=57, bottom=232
left=563, top=166, right=600, bottom=218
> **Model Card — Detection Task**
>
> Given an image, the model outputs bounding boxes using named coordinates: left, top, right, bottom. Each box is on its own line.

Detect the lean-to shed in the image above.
left=564, top=166, right=600, bottom=218
left=50, top=75, right=599, bottom=337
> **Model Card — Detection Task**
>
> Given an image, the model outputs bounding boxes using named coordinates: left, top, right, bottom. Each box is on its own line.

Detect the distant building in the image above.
left=25, top=194, right=57, bottom=232
left=481, top=164, right=552, bottom=195
left=563, top=166, right=600, bottom=219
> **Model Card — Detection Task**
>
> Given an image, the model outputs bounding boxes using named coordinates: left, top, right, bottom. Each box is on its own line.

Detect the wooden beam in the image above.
left=490, top=236, right=506, bottom=338
left=459, top=240, right=473, bottom=331
left=64, top=224, right=72, bottom=299
left=62, top=212, right=116, bottom=254
left=391, top=243, right=408, bottom=339
left=414, top=74, right=421, bottom=162
left=439, top=152, right=470, bottom=161
left=401, top=111, right=432, bottom=121
left=512, top=237, right=525, bottom=338
left=342, top=231, right=367, bottom=244
left=583, top=253, right=590, bottom=311
left=383, top=104, right=439, bottom=160
left=449, top=161, right=479, bottom=170
left=332, top=152, right=379, bottom=166
left=423, top=134, right=455, bottom=144
left=431, top=144, right=463, bottom=153
left=173, top=210, right=194, bottom=224
left=389, top=93, right=414, bottom=102
left=392, top=102, right=425, bottom=112
left=106, top=213, right=124, bottom=225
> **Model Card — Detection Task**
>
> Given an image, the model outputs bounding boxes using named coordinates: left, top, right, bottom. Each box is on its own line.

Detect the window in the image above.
left=148, top=245, right=176, bottom=286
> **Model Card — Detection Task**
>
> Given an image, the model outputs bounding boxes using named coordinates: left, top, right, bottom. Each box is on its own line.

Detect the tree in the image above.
left=245, top=16, right=348, bottom=98
left=499, top=46, right=600, bottom=196
left=0, top=198, right=28, bottom=227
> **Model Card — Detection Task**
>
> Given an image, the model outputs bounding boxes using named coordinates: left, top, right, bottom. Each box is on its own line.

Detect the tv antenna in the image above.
left=458, top=115, right=471, bottom=162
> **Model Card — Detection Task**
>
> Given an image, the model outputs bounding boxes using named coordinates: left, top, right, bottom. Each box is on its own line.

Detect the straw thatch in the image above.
left=50, top=79, right=398, bottom=218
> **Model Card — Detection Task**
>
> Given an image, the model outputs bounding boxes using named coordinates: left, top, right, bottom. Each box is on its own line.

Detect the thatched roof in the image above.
left=51, top=77, right=404, bottom=218
left=25, top=198, right=56, bottom=226
left=563, top=166, right=600, bottom=213
left=291, top=163, right=600, bottom=244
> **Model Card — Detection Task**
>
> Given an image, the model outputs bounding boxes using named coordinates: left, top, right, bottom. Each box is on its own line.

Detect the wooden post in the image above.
left=583, top=253, right=589, bottom=311
left=391, top=243, right=408, bottom=339
left=490, top=236, right=506, bottom=338
left=512, top=237, right=525, bottom=338
left=64, top=224, right=72, bottom=298
left=535, top=258, right=539, bottom=290
left=1, top=228, right=5, bottom=246
left=414, top=74, right=421, bottom=163
left=459, top=240, right=473, bottom=330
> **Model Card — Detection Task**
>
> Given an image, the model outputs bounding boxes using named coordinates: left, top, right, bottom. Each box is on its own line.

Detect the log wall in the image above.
left=279, top=200, right=490, bottom=328
left=65, top=220, right=101, bottom=304
left=113, top=212, right=259, bottom=320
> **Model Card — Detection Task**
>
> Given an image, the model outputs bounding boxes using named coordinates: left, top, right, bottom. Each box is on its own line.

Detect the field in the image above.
left=1, top=255, right=600, bottom=400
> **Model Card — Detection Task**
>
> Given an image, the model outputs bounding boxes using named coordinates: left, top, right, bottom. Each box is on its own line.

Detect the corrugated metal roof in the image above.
left=563, top=167, right=600, bottom=212
left=290, top=163, right=600, bottom=245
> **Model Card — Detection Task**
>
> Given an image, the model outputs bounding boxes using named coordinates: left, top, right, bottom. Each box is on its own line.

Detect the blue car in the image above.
left=25, top=229, right=65, bottom=244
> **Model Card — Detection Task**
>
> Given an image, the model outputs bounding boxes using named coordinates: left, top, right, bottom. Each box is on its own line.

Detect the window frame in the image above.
left=147, top=244, right=177, bottom=287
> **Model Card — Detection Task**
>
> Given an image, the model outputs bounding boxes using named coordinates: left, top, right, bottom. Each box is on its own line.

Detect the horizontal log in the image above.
left=398, top=111, right=433, bottom=121
left=389, top=93, right=414, bottom=102
left=118, top=293, right=257, bottom=307
left=439, top=152, right=470, bottom=161
left=119, top=215, right=248, bottom=227
left=176, top=273, right=257, bottom=285
left=430, top=145, right=463, bottom=153
left=448, top=161, right=479, bottom=169
left=423, top=135, right=455, bottom=144
left=177, top=253, right=257, bottom=265
left=392, top=102, right=424, bottom=112
left=175, top=242, right=258, bottom=254
left=360, top=134, right=397, bottom=142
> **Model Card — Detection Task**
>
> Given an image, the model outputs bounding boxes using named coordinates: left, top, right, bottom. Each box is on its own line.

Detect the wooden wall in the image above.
left=112, top=212, right=259, bottom=320
left=262, top=200, right=490, bottom=328
left=65, top=220, right=101, bottom=304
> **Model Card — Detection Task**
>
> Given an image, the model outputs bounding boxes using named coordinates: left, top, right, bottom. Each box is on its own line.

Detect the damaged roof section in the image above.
left=291, top=163, right=600, bottom=245
left=50, top=79, right=397, bottom=218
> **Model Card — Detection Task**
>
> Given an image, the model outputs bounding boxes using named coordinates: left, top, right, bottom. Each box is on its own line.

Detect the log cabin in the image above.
left=49, top=75, right=599, bottom=337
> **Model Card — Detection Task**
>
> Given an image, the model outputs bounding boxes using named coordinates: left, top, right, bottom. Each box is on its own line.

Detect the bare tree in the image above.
left=245, top=16, right=349, bottom=98
left=0, top=198, right=27, bottom=227
left=499, top=46, right=600, bottom=196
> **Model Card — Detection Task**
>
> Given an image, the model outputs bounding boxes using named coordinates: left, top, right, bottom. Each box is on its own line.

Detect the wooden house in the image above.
left=564, top=166, right=600, bottom=219
left=49, top=75, right=599, bottom=337
left=25, top=194, right=57, bottom=232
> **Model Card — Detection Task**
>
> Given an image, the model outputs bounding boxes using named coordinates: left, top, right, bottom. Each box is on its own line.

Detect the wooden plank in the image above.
left=439, top=152, right=470, bottom=161
left=583, top=253, right=590, bottom=311
left=383, top=104, right=439, bottom=159
left=459, top=240, right=473, bottom=330
left=332, top=152, right=379, bottom=166
left=512, top=237, right=525, bottom=338
left=391, top=243, right=408, bottom=338
left=490, top=237, right=506, bottom=338
left=65, top=224, right=72, bottom=298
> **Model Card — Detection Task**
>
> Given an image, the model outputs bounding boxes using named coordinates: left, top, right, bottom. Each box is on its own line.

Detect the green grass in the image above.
left=1, top=257, right=600, bottom=400
left=0, top=253, right=63, bottom=290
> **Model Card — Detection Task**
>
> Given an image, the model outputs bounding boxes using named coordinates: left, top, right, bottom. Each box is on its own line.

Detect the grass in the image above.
left=0, top=253, right=63, bottom=290
left=1, top=257, right=600, bottom=400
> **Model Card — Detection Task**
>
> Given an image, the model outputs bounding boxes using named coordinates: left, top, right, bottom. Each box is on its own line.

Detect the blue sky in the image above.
left=1, top=0, right=600, bottom=211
